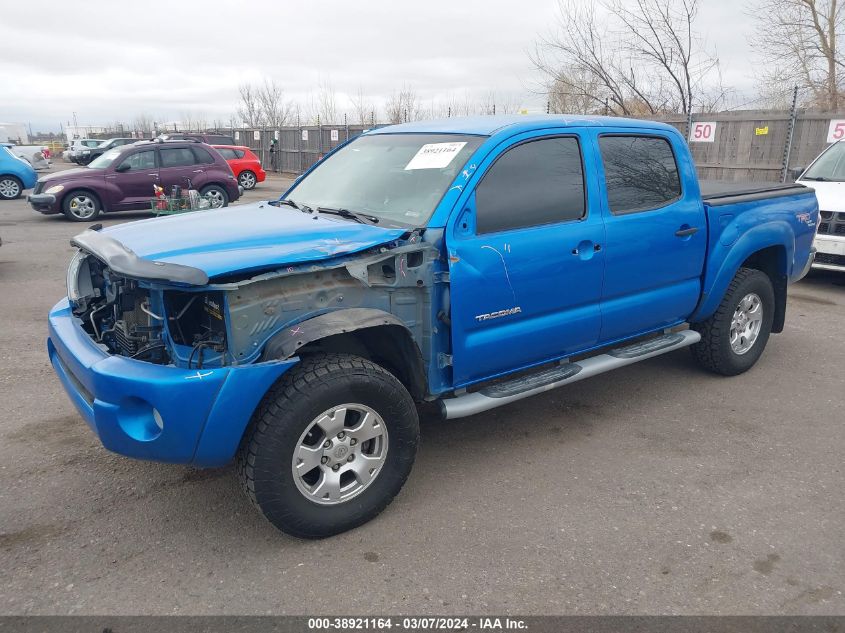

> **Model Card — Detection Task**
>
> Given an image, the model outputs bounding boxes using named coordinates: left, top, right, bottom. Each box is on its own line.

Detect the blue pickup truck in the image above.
left=49, top=115, right=818, bottom=538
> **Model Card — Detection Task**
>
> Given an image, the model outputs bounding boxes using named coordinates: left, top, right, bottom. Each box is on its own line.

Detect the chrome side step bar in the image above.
left=439, top=330, right=701, bottom=420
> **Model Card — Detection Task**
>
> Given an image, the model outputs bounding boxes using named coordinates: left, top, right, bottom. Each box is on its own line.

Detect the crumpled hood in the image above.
left=102, top=202, right=407, bottom=280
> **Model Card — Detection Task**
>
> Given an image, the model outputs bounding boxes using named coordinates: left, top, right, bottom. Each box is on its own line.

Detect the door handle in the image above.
left=148, top=174, right=158, bottom=177
left=675, top=226, right=699, bottom=237
left=192, top=169, right=204, bottom=173
left=571, top=243, right=602, bottom=255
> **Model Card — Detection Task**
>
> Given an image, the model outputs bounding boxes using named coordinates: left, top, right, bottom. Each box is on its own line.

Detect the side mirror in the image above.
left=115, top=163, right=130, bottom=173
left=788, top=167, right=805, bottom=181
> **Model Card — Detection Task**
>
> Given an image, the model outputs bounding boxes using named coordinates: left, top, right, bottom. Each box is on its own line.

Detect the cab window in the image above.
left=598, top=135, right=682, bottom=214
left=476, top=137, right=586, bottom=234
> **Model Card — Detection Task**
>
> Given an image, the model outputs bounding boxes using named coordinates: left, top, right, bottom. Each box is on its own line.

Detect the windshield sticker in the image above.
left=404, top=142, right=467, bottom=170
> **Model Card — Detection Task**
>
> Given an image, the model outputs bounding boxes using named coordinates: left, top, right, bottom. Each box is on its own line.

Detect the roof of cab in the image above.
left=366, top=114, right=678, bottom=137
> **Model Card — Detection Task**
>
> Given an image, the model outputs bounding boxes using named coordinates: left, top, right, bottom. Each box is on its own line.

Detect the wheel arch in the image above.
left=60, top=187, right=102, bottom=211
left=691, top=223, right=793, bottom=328
left=739, top=245, right=788, bottom=333
left=261, top=308, right=428, bottom=401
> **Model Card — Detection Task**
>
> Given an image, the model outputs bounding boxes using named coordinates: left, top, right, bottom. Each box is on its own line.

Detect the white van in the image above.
left=797, top=140, right=845, bottom=272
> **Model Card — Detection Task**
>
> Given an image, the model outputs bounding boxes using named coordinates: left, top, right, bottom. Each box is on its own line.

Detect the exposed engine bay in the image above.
left=69, top=252, right=227, bottom=367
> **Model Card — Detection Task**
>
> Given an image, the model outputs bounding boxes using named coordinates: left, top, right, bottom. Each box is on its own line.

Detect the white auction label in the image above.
left=405, top=142, right=467, bottom=170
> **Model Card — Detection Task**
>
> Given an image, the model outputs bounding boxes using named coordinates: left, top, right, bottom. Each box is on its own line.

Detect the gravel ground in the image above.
left=1, top=164, right=843, bottom=615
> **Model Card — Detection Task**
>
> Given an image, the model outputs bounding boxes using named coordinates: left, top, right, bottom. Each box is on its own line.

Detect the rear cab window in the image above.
left=476, top=136, right=586, bottom=234
left=598, top=135, right=682, bottom=214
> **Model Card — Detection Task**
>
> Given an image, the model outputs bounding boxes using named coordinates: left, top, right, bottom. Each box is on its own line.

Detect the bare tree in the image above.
left=385, top=84, right=420, bottom=123
left=132, top=113, right=155, bottom=137
left=750, top=0, right=845, bottom=110
left=532, top=0, right=723, bottom=115
left=237, top=83, right=264, bottom=127
left=257, top=79, right=295, bottom=128
left=305, top=79, right=339, bottom=124
left=349, top=87, right=376, bottom=125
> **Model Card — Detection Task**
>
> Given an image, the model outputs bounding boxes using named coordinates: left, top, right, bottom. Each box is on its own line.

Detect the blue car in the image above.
left=0, top=143, right=38, bottom=200
left=48, top=115, right=818, bottom=538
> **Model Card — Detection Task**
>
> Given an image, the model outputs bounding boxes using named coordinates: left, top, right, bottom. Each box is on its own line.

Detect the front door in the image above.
left=593, top=132, right=707, bottom=342
left=109, top=148, right=158, bottom=209
left=447, top=132, right=605, bottom=388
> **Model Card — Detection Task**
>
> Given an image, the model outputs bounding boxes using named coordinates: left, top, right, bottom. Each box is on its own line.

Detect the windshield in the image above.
left=286, top=133, right=485, bottom=227
left=802, top=141, right=845, bottom=181
left=88, top=148, right=123, bottom=169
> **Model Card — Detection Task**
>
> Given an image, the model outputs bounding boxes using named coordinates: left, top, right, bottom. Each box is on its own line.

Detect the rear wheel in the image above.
left=691, top=268, right=774, bottom=376
left=237, top=353, right=419, bottom=539
left=62, top=190, right=101, bottom=221
left=238, top=170, right=257, bottom=190
left=200, top=185, right=228, bottom=208
left=0, top=176, right=22, bottom=200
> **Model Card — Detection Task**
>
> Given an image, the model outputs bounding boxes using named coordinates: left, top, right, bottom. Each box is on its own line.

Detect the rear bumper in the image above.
left=47, top=298, right=298, bottom=467
left=28, top=193, right=59, bottom=214
left=256, top=168, right=267, bottom=182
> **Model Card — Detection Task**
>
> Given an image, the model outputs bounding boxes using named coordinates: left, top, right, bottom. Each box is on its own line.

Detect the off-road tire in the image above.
left=237, top=353, right=419, bottom=539
left=691, top=267, right=774, bottom=376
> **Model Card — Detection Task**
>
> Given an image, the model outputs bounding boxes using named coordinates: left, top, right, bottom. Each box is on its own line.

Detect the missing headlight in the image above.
left=164, top=291, right=227, bottom=360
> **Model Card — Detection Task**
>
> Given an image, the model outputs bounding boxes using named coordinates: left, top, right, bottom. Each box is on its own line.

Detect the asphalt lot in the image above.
left=1, top=164, right=843, bottom=615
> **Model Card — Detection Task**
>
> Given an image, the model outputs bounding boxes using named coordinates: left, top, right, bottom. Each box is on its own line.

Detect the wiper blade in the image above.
left=316, top=207, right=379, bottom=224
left=803, top=176, right=828, bottom=181
left=270, top=198, right=313, bottom=213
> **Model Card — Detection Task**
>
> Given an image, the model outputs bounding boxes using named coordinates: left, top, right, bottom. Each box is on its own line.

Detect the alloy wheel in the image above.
left=291, top=403, right=389, bottom=505
left=730, top=292, right=763, bottom=355
left=0, top=178, right=21, bottom=199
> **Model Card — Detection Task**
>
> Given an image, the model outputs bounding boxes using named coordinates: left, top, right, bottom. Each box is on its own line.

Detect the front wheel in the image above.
left=691, top=267, right=774, bottom=376
left=62, top=190, right=101, bottom=221
left=0, top=176, right=22, bottom=200
left=200, top=185, right=229, bottom=208
left=237, top=353, right=419, bottom=539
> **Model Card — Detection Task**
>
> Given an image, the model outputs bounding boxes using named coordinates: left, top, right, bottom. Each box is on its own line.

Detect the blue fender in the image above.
left=691, top=220, right=794, bottom=322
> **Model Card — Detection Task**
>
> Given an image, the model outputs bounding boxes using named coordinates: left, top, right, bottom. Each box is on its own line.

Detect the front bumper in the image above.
left=812, top=235, right=845, bottom=271
left=28, top=193, right=59, bottom=214
left=48, top=298, right=297, bottom=467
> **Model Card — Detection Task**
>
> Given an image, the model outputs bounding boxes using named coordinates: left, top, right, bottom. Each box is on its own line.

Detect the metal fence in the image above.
left=231, top=124, right=370, bottom=176
left=233, top=109, right=845, bottom=182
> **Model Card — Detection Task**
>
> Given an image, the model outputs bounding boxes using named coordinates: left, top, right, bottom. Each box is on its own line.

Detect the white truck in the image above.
left=796, top=140, right=845, bottom=272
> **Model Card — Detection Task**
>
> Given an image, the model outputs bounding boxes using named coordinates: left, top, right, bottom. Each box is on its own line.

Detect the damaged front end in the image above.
left=67, top=230, right=231, bottom=369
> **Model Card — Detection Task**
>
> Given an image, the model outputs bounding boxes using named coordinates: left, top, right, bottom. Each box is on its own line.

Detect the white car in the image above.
left=67, top=139, right=103, bottom=163
left=796, top=140, right=845, bottom=272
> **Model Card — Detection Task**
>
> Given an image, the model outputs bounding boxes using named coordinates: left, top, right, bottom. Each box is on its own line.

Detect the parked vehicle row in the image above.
left=28, top=139, right=242, bottom=221
left=75, top=137, right=138, bottom=165
left=48, top=115, right=818, bottom=538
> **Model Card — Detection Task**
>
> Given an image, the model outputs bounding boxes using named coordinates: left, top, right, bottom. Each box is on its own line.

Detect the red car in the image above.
left=212, top=145, right=266, bottom=190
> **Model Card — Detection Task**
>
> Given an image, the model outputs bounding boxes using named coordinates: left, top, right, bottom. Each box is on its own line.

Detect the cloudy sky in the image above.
left=1, top=0, right=756, bottom=131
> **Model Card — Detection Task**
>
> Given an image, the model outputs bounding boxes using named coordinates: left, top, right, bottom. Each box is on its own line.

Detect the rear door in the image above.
left=108, top=148, right=158, bottom=209
left=593, top=131, right=706, bottom=342
left=447, top=130, right=605, bottom=387
left=158, top=146, right=204, bottom=191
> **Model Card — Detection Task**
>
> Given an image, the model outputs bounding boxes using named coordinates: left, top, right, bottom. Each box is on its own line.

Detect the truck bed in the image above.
left=700, top=180, right=810, bottom=207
